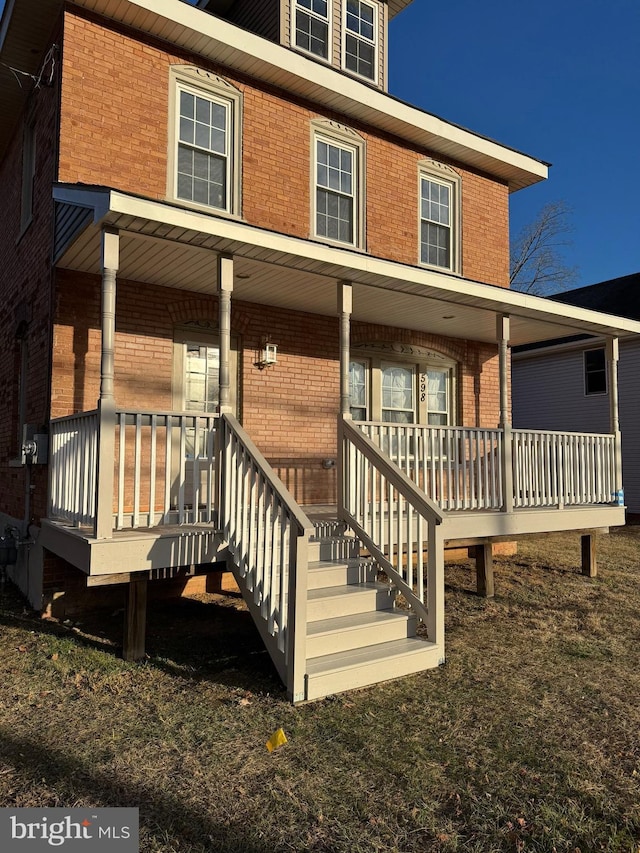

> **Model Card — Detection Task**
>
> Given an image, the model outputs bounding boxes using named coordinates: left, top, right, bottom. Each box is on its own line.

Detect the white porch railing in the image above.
left=360, top=423, right=503, bottom=511
left=512, top=429, right=616, bottom=508
left=359, top=422, right=617, bottom=511
left=49, top=409, right=219, bottom=530
left=339, top=418, right=445, bottom=653
left=49, top=410, right=99, bottom=525
left=218, top=414, right=313, bottom=704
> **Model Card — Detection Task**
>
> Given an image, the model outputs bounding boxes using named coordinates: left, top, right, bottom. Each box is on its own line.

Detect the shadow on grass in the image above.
left=0, top=727, right=275, bottom=852
left=0, top=583, right=285, bottom=700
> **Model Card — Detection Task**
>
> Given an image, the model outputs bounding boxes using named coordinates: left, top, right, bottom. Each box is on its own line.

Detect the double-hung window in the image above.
left=315, top=135, right=358, bottom=245
left=177, top=86, right=230, bottom=211
left=294, top=0, right=330, bottom=59
left=418, top=162, right=460, bottom=272
left=344, top=0, right=377, bottom=81
left=171, top=67, right=242, bottom=215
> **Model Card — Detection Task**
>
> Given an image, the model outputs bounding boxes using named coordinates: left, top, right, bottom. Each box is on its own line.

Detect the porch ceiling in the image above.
left=53, top=185, right=640, bottom=347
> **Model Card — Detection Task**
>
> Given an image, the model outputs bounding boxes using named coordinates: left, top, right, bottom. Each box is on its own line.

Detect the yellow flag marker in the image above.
left=266, top=728, right=288, bottom=752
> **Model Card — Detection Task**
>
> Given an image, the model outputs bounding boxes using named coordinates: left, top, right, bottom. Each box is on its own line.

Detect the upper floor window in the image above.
left=312, top=122, right=365, bottom=247
left=418, top=161, right=461, bottom=273
left=170, top=67, right=242, bottom=215
left=584, top=348, right=606, bottom=396
left=344, top=0, right=377, bottom=81
left=294, top=0, right=330, bottom=60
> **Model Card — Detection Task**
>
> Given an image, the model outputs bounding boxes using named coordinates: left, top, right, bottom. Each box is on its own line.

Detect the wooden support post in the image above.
left=581, top=533, right=597, bottom=578
left=496, top=314, right=514, bottom=513
left=476, top=542, right=494, bottom=597
left=123, top=576, right=148, bottom=662
left=338, top=281, right=353, bottom=418
left=218, top=253, right=234, bottom=414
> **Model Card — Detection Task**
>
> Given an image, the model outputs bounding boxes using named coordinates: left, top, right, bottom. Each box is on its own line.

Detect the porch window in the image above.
left=315, top=136, right=359, bottom=245
left=170, top=67, right=242, bottom=215
left=349, top=355, right=455, bottom=425
left=344, top=0, right=377, bottom=81
left=184, top=344, right=220, bottom=413
left=294, top=0, right=330, bottom=59
left=381, top=364, right=415, bottom=423
left=584, top=348, right=607, bottom=395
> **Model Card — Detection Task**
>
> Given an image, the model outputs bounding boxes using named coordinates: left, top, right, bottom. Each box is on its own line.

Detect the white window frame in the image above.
left=168, top=66, right=242, bottom=217
left=418, top=160, right=461, bottom=274
left=342, top=0, right=378, bottom=83
left=349, top=349, right=457, bottom=426
left=311, top=121, right=365, bottom=248
left=293, top=0, right=331, bottom=62
left=584, top=347, right=607, bottom=396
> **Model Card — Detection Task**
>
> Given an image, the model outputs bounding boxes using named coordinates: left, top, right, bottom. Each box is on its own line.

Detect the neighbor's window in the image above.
left=294, top=0, right=330, bottom=59
left=344, top=0, right=377, bottom=81
left=584, top=348, right=607, bottom=395
left=315, top=135, right=358, bottom=244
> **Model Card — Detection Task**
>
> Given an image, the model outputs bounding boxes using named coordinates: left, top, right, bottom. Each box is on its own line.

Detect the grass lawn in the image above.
left=1, top=529, right=640, bottom=852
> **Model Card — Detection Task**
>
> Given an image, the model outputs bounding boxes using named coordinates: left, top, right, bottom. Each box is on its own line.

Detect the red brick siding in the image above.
left=58, top=9, right=510, bottom=287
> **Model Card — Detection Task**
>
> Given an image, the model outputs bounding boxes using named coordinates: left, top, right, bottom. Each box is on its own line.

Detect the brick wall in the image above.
left=0, top=33, right=60, bottom=523
left=52, top=271, right=502, bottom=505
left=58, top=8, right=510, bottom=287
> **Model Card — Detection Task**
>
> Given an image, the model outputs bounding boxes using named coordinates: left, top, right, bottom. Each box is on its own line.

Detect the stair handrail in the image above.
left=339, top=418, right=445, bottom=652
left=218, top=414, right=314, bottom=703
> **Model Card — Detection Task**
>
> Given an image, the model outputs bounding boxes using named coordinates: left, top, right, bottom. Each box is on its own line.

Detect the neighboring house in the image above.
left=2, top=0, right=639, bottom=703
left=513, top=273, right=640, bottom=514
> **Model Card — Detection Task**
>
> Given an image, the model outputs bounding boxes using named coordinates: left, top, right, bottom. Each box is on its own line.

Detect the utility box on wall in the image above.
left=22, top=424, right=48, bottom=465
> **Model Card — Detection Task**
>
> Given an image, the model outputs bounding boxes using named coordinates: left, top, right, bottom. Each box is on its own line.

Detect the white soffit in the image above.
left=71, top=0, right=547, bottom=192
left=53, top=186, right=640, bottom=347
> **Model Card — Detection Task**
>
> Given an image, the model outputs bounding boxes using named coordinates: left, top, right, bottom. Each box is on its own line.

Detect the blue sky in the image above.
left=3, top=0, right=637, bottom=289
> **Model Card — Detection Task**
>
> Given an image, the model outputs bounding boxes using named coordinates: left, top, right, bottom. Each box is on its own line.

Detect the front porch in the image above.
left=41, top=184, right=640, bottom=700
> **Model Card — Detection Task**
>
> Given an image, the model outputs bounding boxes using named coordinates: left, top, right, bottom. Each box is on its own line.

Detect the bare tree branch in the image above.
left=510, top=200, right=578, bottom=294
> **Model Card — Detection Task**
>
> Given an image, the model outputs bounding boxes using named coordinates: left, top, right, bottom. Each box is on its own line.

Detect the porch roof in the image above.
left=53, top=184, right=640, bottom=348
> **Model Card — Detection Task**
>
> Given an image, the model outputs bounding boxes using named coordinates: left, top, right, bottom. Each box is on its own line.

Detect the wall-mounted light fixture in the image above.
left=255, top=337, right=277, bottom=370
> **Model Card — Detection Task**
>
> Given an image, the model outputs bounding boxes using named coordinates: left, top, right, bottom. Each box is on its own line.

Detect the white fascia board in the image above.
left=72, top=0, right=547, bottom=191
left=52, top=184, right=640, bottom=342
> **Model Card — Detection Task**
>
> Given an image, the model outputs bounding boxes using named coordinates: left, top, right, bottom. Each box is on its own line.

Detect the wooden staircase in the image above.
left=302, top=516, right=441, bottom=701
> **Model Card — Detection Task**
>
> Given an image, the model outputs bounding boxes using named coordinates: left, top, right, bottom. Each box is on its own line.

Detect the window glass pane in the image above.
left=315, top=138, right=356, bottom=244
left=185, top=344, right=219, bottom=413
left=295, top=9, right=328, bottom=58
left=176, top=86, right=229, bottom=211
left=349, top=360, right=368, bottom=420
left=382, top=365, right=414, bottom=420
left=180, top=90, right=194, bottom=119
left=585, top=349, right=606, bottom=395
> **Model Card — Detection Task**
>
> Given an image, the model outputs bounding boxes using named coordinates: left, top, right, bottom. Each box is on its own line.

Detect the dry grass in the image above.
left=2, top=529, right=640, bottom=851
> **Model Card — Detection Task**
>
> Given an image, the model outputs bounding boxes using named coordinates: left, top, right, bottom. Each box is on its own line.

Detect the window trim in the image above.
left=417, top=159, right=461, bottom=274
left=292, top=0, right=332, bottom=63
left=349, top=345, right=457, bottom=425
left=342, top=0, right=379, bottom=84
left=311, top=120, right=366, bottom=249
left=583, top=347, right=607, bottom=397
left=168, top=66, right=242, bottom=218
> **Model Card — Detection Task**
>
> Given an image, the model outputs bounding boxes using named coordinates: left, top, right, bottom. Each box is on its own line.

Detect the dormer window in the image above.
left=344, top=0, right=377, bottom=81
left=294, top=0, right=330, bottom=60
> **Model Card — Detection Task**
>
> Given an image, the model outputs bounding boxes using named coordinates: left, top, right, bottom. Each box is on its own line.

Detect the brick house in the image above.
left=1, top=0, right=638, bottom=702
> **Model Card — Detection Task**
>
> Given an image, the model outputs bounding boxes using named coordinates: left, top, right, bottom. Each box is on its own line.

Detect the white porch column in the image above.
left=95, top=228, right=119, bottom=539
left=497, top=314, right=514, bottom=513
left=218, top=254, right=234, bottom=414
left=338, top=282, right=353, bottom=418
left=607, top=336, right=623, bottom=502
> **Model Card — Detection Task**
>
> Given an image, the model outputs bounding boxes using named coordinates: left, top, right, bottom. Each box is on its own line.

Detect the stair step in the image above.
left=305, top=637, right=441, bottom=701
left=307, top=559, right=376, bottom=590
left=306, top=582, right=395, bottom=621
left=306, top=609, right=418, bottom=658
left=307, top=536, right=361, bottom=563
